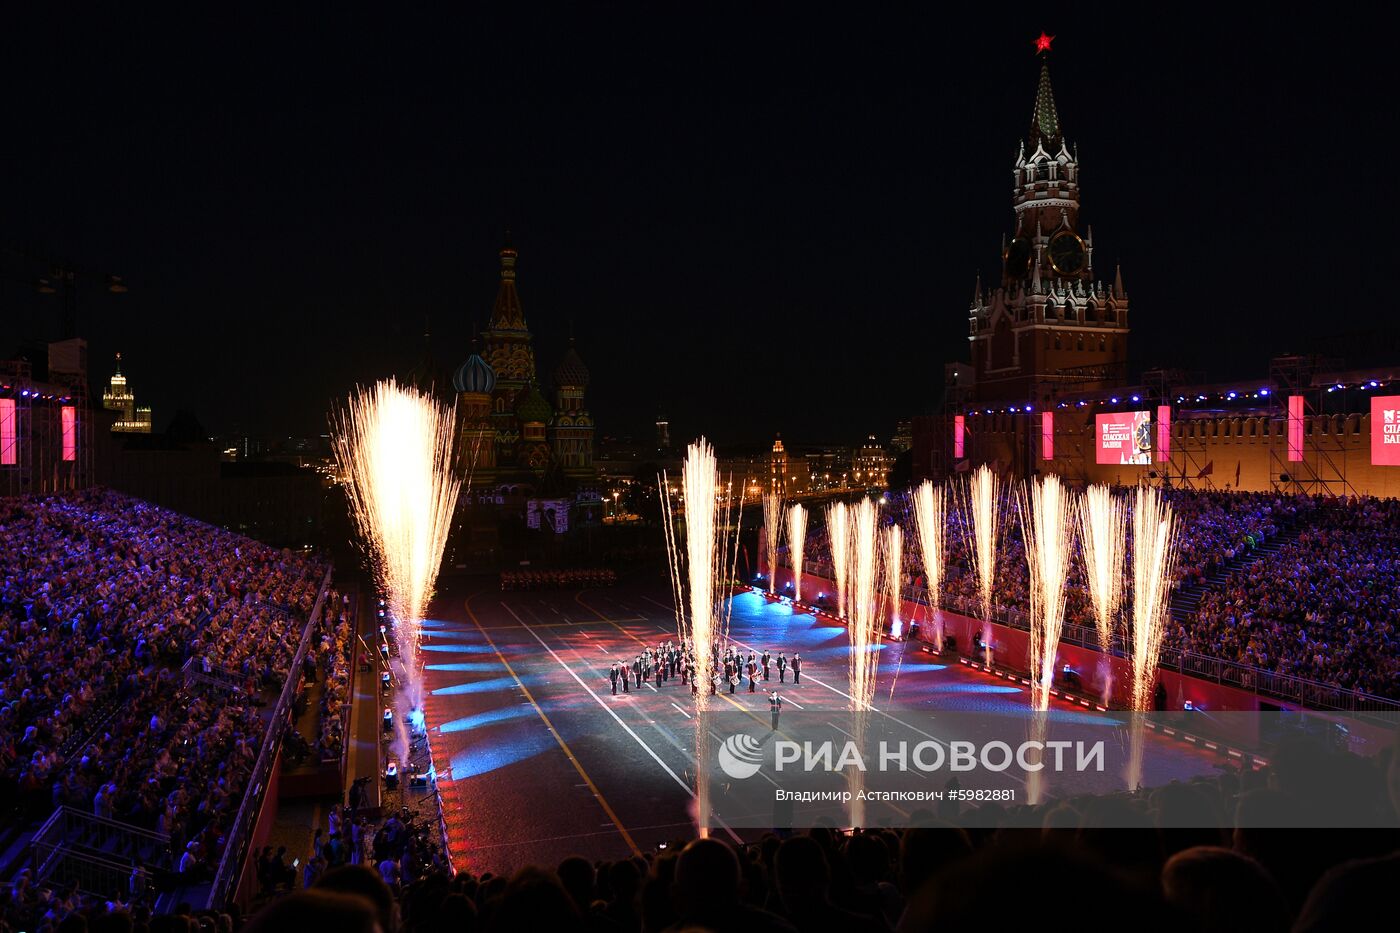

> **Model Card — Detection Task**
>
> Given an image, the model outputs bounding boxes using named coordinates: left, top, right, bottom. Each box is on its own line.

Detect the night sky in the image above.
left=2, top=6, right=1390, bottom=448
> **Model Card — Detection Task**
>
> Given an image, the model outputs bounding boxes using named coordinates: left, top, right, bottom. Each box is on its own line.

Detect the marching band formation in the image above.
left=607, top=639, right=800, bottom=725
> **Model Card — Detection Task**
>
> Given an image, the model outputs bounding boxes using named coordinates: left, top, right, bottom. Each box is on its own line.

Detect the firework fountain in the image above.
left=911, top=480, right=947, bottom=650
left=884, top=523, right=903, bottom=637
left=1126, top=486, right=1179, bottom=790
left=1018, top=474, right=1075, bottom=713
left=333, top=379, right=461, bottom=759
left=660, top=439, right=742, bottom=837
left=826, top=501, right=851, bottom=618
left=959, top=465, right=1002, bottom=659
left=787, top=503, right=807, bottom=604
left=1078, top=484, right=1127, bottom=706
left=763, top=493, right=783, bottom=595
left=846, top=497, right=887, bottom=826
left=1129, top=486, right=1179, bottom=712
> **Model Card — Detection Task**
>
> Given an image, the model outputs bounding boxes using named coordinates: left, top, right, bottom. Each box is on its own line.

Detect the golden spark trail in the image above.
left=827, top=502, right=851, bottom=618
left=1129, top=486, right=1178, bottom=713
left=332, top=379, right=461, bottom=730
left=959, top=465, right=1002, bottom=652
left=912, top=480, right=947, bottom=649
left=661, top=439, right=740, bottom=838
left=1079, top=485, right=1127, bottom=654
left=884, top=523, right=903, bottom=638
left=787, top=503, right=807, bottom=603
left=845, top=497, right=886, bottom=826
left=763, top=493, right=783, bottom=594
left=1018, top=474, right=1075, bottom=712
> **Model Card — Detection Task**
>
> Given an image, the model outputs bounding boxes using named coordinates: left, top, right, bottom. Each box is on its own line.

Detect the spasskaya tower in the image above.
left=967, top=33, right=1130, bottom=404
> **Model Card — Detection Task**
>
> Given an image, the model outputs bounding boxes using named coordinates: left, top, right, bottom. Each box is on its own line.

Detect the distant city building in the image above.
left=769, top=434, right=788, bottom=497
left=655, top=412, right=671, bottom=451
left=891, top=420, right=913, bottom=454
left=102, top=353, right=152, bottom=433
left=853, top=434, right=892, bottom=488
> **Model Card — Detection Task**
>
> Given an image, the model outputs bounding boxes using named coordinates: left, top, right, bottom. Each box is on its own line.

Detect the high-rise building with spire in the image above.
left=966, top=44, right=1130, bottom=404
left=102, top=353, right=153, bottom=433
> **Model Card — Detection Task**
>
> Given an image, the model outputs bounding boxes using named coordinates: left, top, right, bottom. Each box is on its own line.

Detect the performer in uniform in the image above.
left=621, top=659, right=630, bottom=693
left=609, top=663, right=619, bottom=695
left=769, top=691, right=782, bottom=730
left=762, top=650, right=771, bottom=681
left=777, top=652, right=787, bottom=683
left=792, top=653, right=802, bottom=685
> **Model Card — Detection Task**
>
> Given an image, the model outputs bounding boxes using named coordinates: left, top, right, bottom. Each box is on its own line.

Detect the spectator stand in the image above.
left=280, top=592, right=357, bottom=799
left=205, top=567, right=334, bottom=911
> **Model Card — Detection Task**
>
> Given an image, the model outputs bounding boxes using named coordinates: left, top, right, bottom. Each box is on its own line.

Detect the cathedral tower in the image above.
left=452, top=349, right=497, bottom=483
left=549, top=340, right=595, bottom=478
left=482, top=244, right=539, bottom=468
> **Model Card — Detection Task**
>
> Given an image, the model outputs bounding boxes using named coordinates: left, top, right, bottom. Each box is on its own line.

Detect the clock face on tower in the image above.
left=1048, top=230, right=1087, bottom=276
left=1004, top=236, right=1032, bottom=279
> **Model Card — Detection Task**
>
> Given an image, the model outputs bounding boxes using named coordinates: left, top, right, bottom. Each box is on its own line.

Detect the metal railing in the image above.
left=180, top=657, right=252, bottom=694
left=783, top=558, right=1400, bottom=714
left=205, top=567, right=334, bottom=909
left=32, top=807, right=173, bottom=898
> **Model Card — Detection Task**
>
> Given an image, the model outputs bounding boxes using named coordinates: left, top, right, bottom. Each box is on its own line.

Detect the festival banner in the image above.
left=1041, top=411, right=1054, bottom=461
left=1289, top=395, right=1305, bottom=462
left=1372, top=395, right=1400, bottom=466
left=1156, top=405, right=1171, bottom=462
left=0, top=399, right=15, bottom=466
left=1095, top=411, right=1151, bottom=465
left=61, top=406, right=76, bottom=462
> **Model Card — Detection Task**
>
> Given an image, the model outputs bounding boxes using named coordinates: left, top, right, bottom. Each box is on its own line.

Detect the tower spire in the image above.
left=1031, top=59, right=1060, bottom=146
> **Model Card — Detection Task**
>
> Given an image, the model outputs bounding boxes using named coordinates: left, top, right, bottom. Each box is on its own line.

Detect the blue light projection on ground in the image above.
left=432, top=675, right=541, bottom=696
left=425, top=662, right=505, bottom=672
left=448, top=729, right=555, bottom=778
left=420, top=643, right=498, bottom=654
left=438, top=705, right=538, bottom=734
left=930, top=683, right=1023, bottom=694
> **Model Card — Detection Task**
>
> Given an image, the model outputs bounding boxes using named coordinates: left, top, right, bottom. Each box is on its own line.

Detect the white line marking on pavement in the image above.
left=500, top=602, right=743, bottom=843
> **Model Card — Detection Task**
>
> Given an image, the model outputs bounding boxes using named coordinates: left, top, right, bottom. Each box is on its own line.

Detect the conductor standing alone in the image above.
left=769, top=690, right=782, bottom=730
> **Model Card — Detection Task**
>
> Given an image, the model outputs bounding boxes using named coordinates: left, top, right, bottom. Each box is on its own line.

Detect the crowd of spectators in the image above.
left=304, top=596, right=355, bottom=763
left=787, top=487, right=1398, bottom=698
left=0, top=490, right=330, bottom=879
left=1182, top=496, right=1400, bottom=696
left=8, top=730, right=1398, bottom=933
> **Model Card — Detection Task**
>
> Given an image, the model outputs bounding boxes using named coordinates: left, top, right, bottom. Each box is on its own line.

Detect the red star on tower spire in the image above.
left=1034, top=31, right=1054, bottom=54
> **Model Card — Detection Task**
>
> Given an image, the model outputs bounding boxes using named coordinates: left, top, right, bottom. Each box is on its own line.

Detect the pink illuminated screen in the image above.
left=1041, top=411, right=1053, bottom=460
left=953, top=415, right=965, bottom=459
left=1372, top=396, right=1400, bottom=466
left=1156, top=405, right=1171, bottom=461
left=0, top=399, right=14, bottom=466
left=1095, top=411, right=1151, bottom=465
left=61, top=406, right=76, bottom=462
left=1289, top=395, right=1305, bottom=462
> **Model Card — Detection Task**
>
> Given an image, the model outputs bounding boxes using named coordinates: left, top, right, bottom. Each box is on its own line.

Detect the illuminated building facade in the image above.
left=102, top=353, right=153, bottom=433
left=769, top=435, right=788, bottom=497
left=852, top=434, right=892, bottom=488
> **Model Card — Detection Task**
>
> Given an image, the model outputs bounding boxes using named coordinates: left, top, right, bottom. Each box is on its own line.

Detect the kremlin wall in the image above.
left=919, top=394, right=1400, bottom=499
